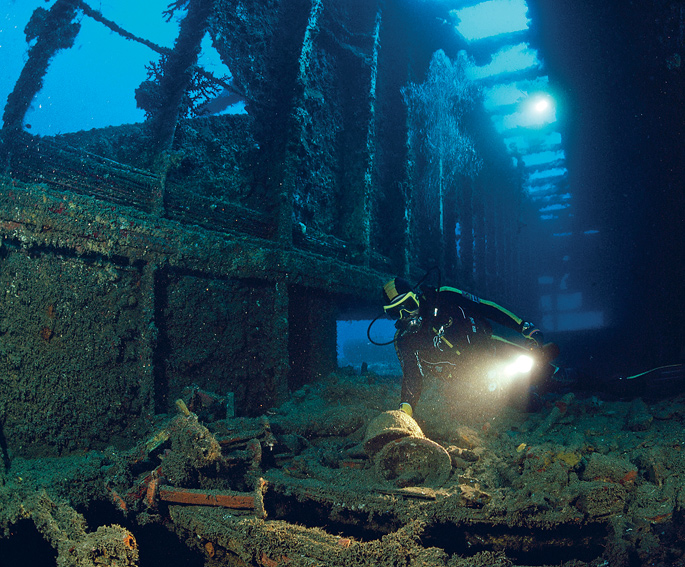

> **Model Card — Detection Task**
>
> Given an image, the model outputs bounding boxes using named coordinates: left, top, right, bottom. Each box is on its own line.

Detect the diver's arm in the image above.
left=438, top=286, right=540, bottom=339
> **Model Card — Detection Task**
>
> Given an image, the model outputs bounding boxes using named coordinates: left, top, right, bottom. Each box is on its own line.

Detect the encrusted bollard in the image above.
left=363, top=411, right=451, bottom=488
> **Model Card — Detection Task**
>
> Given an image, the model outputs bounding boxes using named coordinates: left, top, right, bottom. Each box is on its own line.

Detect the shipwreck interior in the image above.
left=1, top=1, right=684, bottom=567
left=0, top=0, right=541, bottom=455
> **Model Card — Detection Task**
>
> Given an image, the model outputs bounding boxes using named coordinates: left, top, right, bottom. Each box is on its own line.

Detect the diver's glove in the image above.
left=521, top=322, right=544, bottom=347
left=528, top=330, right=544, bottom=347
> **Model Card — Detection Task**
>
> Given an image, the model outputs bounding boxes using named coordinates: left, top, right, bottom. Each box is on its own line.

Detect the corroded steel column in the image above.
left=147, top=0, right=214, bottom=152
left=357, top=9, right=383, bottom=267
left=276, top=0, right=325, bottom=246
left=1, top=0, right=80, bottom=165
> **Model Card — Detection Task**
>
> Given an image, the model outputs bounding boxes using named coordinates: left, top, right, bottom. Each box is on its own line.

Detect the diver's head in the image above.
left=382, top=278, right=422, bottom=331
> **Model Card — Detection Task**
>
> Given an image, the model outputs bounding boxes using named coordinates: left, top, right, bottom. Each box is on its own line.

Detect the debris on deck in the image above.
left=2, top=371, right=685, bottom=566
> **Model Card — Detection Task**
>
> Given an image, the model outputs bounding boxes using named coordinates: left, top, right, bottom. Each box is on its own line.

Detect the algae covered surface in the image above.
left=1, top=369, right=685, bottom=567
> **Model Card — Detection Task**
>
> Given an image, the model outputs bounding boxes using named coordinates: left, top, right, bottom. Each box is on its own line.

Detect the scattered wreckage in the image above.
left=2, top=373, right=685, bottom=567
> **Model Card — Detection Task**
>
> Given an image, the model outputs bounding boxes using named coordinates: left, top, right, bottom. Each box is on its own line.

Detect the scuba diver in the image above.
left=376, top=274, right=560, bottom=417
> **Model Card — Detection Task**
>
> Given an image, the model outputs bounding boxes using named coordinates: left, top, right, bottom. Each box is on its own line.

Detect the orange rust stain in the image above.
left=339, top=460, right=365, bottom=469
left=145, top=477, right=159, bottom=508
left=259, top=552, right=291, bottom=566
left=122, top=533, right=137, bottom=550
left=109, top=489, right=128, bottom=512
left=620, top=470, right=638, bottom=485
left=157, top=486, right=255, bottom=509
left=260, top=553, right=279, bottom=567
left=204, top=542, right=215, bottom=557
left=647, top=512, right=672, bottom=524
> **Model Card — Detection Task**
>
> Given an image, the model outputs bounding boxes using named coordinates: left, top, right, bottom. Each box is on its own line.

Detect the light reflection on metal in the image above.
left=466, top=43, right=542, bottom=80
left=451, top=0, right=530, bottom=42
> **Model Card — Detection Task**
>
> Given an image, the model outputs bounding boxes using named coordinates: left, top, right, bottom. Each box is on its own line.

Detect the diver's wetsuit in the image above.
left=395, top=286, right=540, bottom=409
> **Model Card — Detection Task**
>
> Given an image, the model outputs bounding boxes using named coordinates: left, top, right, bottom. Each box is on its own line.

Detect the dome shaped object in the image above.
left=363, top=410, right=424, bottom=457
left=374, top=436, right=452, bottom=489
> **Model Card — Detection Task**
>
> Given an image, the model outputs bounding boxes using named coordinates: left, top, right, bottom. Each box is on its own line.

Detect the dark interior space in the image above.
left=528, top=0, right=685, bottom=376
left=0, top=520, right=58, bottom=567
left=422, top=521, right=608, bottom=565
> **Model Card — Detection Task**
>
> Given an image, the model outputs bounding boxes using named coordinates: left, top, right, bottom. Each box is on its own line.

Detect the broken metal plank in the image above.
left=158, top=486, right=256, bottom=510
left=375, top=487, right=438, bottom=500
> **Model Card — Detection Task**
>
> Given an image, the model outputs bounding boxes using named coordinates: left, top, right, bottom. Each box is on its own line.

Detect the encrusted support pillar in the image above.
left=458, top=177, right=475, bottom=289
left=268, top=279, right=291, bottom=407
left=144, top=0, right=213, bottom=215
left=437, top=154, right=447, bottom=276
left=287, top=286, right=336, bottom=392
left=489, top=192, right=504, bottom=300
left=148, top=0, right=214, bottom=153
left=443, top=181, right=459, bottom=283
left=402, top=119, right=417, bottom=278
left=276, top=0, right=324, bottom=246
left=0, top=0, right=80, bottom=166
left=140, top=262, right=161, bottom=415
left=355, top=9, right=382, bottom=267
left=473, top=184, right=486, bottom=293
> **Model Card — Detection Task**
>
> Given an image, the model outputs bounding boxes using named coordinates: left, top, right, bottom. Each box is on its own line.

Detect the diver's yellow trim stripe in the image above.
left=384, top=290, right=419, bottom=311
left=384, top=279, right=399, bottom=301
left=439, top=286, right=523, bottom=325
left=479, top=299, right=523, bottom=325
left=440, top=286, right=464, bottom=294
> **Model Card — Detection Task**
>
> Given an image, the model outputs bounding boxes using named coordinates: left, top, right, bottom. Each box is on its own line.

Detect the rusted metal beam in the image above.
left=0, top=179, right=387, bottom=298
left=0, top=1, right=80, bottom=146
left=158, top=486, right=257, bottom=510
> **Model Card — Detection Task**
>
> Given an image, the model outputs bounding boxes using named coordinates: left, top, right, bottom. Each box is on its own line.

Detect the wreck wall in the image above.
left=0, top=179, right=383, bottom=458
left=160, top=274, right=290, bottom=415
left=0, top=245, right=149, bottom=456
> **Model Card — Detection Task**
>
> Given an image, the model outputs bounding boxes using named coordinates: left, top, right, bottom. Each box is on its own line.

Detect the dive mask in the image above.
left=383, top=290, right=420, bottom=321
